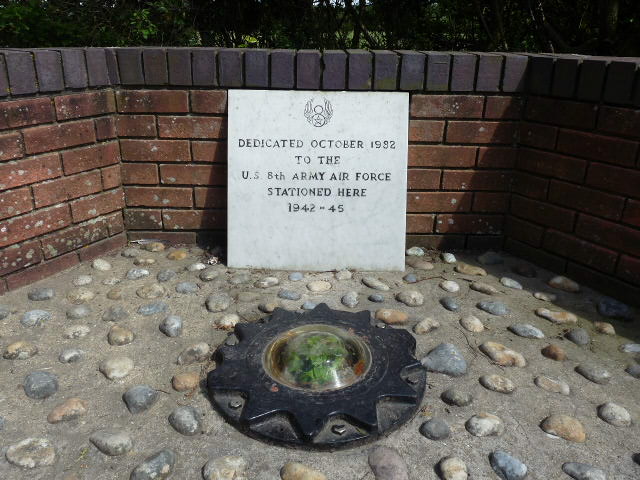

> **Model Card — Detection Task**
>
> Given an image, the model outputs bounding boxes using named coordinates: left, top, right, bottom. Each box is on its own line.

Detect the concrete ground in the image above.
left=0, top=243, right=638, bottom=480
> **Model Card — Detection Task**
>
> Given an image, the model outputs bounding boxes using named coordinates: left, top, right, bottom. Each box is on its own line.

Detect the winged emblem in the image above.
left=304, top=98, right=333, bottom=127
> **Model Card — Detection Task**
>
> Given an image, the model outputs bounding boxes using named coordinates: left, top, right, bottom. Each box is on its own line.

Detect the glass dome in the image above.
left=263, top=324, right=371, bottom=392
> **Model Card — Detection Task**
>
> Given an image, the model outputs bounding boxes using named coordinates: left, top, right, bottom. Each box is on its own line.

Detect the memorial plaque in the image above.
left=228, top=90, right=408, bottom=271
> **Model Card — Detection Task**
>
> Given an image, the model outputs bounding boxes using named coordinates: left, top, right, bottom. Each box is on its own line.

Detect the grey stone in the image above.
left=73, top=275, right=93, bottom=286
left=421, top=343, right=467, bottom=377
left=566, top=328, right=590, bottom=345
left=186, top=262, right=206, bottom=271
left=597, top=297, right=633, bottom=320
left=67, top=287, right=95, bottom=304
left=92, top=258, right=112, bottom=271
left=465, top=413, right=503, bottom=436
left=255, top=276, right=279, bottom=288
left=123, top=385, right=159, bottom=414
left=403, top=273, right=418, bottom=284
left=103, top=305, right=129, bottom=322
left=121, top=247, right=141, bottom=258
left=203, top=456, right=248, bottom=480
left=199, top=268, right=218, bottom=281
left=626, top=362, right=640, bottom=378
left=28, top=287, right=55, bottom=301
left=5, top=438, right=56, bottom=468
left=24, top=371, right=58, bottom=399
left=362, top=276, right=390, bottom=291
left=620, top=343, right=640, bottom=353
left=368, top=446, right=408, bottom=480
left=126, top=268, right=149, bottom=280
left=206, top=293, right=232, bottom=312
left=562, top=462, right=606, bottom=480
left=175, top=282, right=199, bottom=294
left=157, top=269, right=177, bottom=282
left=576, top=364, right=611, bottom=384
left=278, top=289, right=301, bottom=301
left=490, top=451, right=527, bottom=480
left=288, top=272, right=304, bottom=281
left=598, top=402, right=631, bottom=427
left=90, top=430, right=133, bottom=456
left=159, top=315, right=182, bottom=337
left=406, top=246, right=425, bottom=256
left=108, top=325, right=135, bottom=346
left=66, top=304, right=91, bottom=320
left=500, top=277, right=522, bottom=289
left=177, top=342, right=210, bottom=365
left=59, top=348, right=85, bottom=363
left=130, top=449, right=176, bottom=480
left=477, top=300, right=510, bottom=316
left=369, top=293, right=385, bottom=303
left=441, top=388, right=473, bottom=407
left=168, top=406, right=201, bottom=435
left=439, top=280, right=460, bottom=293
left=136, top=283, right=165, bottom=299
left=341, top=291, right=359, bottom=308
left=137, top=301, right=168, bottom=316
left=508, top=324, right=544, bottom=339
left=419, top=418, right=450, bottom=440
left=302, top=301, right=317, bottom=310
left=478, top=251, right=503, bottom=265
left=103, top=277, right=121, bottom=286
left=438, top=456, right=468, bottom=480
left=396, top=290, right=424, bottom=307
left=440, top=297, right=460, bottom=312
left=21, top=309, right=51, bottom=327
left=441, top=252, right=456, bottom=264
left=0, top=304, right=10, bottom=320
left=100, top=356, right=133, bottom=380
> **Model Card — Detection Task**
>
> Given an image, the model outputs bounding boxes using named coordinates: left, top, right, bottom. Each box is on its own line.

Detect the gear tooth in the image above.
left=378, top=376, right=420, bottom=401
left=342, top=402, right=378, bottom=430
left=233, top=322, right=259, bottom=340
left=289, top=407, right=326, bottom=440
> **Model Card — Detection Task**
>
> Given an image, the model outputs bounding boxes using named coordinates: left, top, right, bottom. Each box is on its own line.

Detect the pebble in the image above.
left=566, top=328, right=590, bottom=345
left=440, top=297, right=460, bottom=312
left=335, top=270, right=352, bottom=280
left=28, top=287, right=55, bottom=301
left=3, top=341, right=38, bottom=360
left=362, top=276, right=390, bottom=291
left=594, top=321, right=616, bottom=335
left=5, top=438, right=56, bottom=468
left=465, top=413, right=503, bottom=436
left=508, top=324, right=544, bottom=339
left=533, top=291, right=557, bottom=302
left=186, top=262, right=206, bottom=271
left=102, top=305, right=129, bottom=322
left=175, top=281, right=199, bottom=294
left=172, top=372, right=200, bottom=391
left=396, top=290, right=424, bottom=307
left=169, top=406, right=201, bottom=435
left=597, top=402, right=631, bottom=427
left=144, top=241, right=165, bottom=252
left=106, top=286, right=123, bottom=300
left=278, top=289, right=301, bottom=301
left=255, top=276, right=279, bottom=288
left=549, top=275, right=580, bottom=293
left=597, top=297, right=633, bottom=320
left=512, top=264, right=537, bottom=278
left=121, top=247, right=140, bottom=258
left=0, top=304, right=11, bottom=319
left=126, top=268, right=149, bottom=280
left=130, top=449, right=176, bottom=480
left=470, top=282, right=499, bottom=295
left=229, top=272, right=251, bottom=285
left=541, top=344, right=567, bottom=361
left=159, top=315, right=183, bottom=337
left=260, top=302, right=280, bottom=313
left=460, top=315, right=484, bottom=332
left=123, top=385, right=159, bottom=414
left=541, top=414, right=586, bottom=442
left=535, top=375, right=570, bottom=395
left=24, top=371, right=58, bottom=399
left=200, top=268, right=218, bottom=281
left=438, top=456, right=468, bottom=480
left=403, top=273, right=418, bottom=283
left=341, top=291, right=359, bottom=308
left=478, top=251, right=503, bottom=265
left=307, top=280, right=332, bottom=292
left=477, top=300, right=509, bottom=316
left=535, top=308, right=577, bottom=324
left=157, top=269, right=177, bottom=282
left=73, top=275, right=93, bottom=286
left=64, top=325, right=91, bottom=340
left=59, top=348, right=85, bottom=363
left=480, top=341, right=526, bottom=367
left=562, top=462, right=607, bottom=480
left=203, top=456, right=248, bottom=480
left=281, top=462, right=327, bottom=480
left=135, top=258, right=157, bottom=266
left=21, top=309, right=51, bottom=327
left=368, top=446, right=408, bottom=480
left=406, top=246, right=425, bottom=256
left=47, top=398, right=88, bottom=423
left=575, top=364, right=611, bottom=384
left=138, top=301, right=168, bottom=316
left=480, top=374, right=515, bottom=393
left=419, top=418, right=450, bottom=440
left=177, top=342, right=210, bottom=365
left=620, top=343, right=640, bottom=353
left=136, top=283, right=165, bottom=299
left=167, top=249, right=188, bottom=260
left=625, top=363, right=640, bottom=378
left=99, top=356, right=134, bottom=380
left=108, top=324, right=135, bottom=346
left=439, top=280, right=460, bottom=293
left=421, top=343, right=467, bottom=377
left=92, top=258, right=112, bottom=271
left=66, top=304, right=91, bottom=320
left=441, top=388, right=473, bottom=407
left=206, top=293, right=232, bottom=312
left=406, top=257, right=434, bottom=270
left=500, top=277, right=522, bottom=289
left=375, top=309, right=408, bottom=325
left=289, top=272, right=304, bottom=281
left=442, top=252, right=457, bottom=264
left=455, top=263, right=487, bottom=276
left=368, top=293, right=385, bottom=303
left=215, top=313, right=240, bottom=330
left=413, top=317, right=439, bottom=334
left=67, top=287, right=95, bottom=304
left=489, top=451, right=527, bottom=480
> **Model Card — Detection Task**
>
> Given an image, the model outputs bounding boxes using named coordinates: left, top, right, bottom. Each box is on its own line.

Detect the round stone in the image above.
left=106, top=287, right=123, bottom=300
left=108, top=324, right=135, bottom=346
left=480, top=374, right=515, bottom=393
left=21, top=309, right=51, bottom=327
left=478, top=251, right=503, bottom=265
left=159, top=315, right=182, bottom=337
left=406, top=246, right=425, bottom=256
left=102, top=305, right=129, bottom=322
left=167, top=249, right=188, bottom=260
left=403, top=273, right=418, bottom=284
left=465, top=413, right=503, bottom=436
left=534, top=291, right=557, bottom=302
left=3, top=341, right=38, bottom=360
left=477, top=300, right=509, bottom=316
left=177, top=342, right=210, bottom=365
left=548, top=275, right=580, bottom=293
left=203, top=456, right=248, bottom=480
left=103, top=277, right=121, bottom=286
left=438, top=456, right=468, bottom=480
left=455, top=263, right=487, bottom=276
left=144, top=241, right=165, bottom=252
left=625, top=363, right=640, bottom=378
left=123, top=385, right=159, bottom=414
left=439, top=280, right=460, bottom=293
left=157, top=269, right=177, bottom=282
left=307, top=280, right=332, bottom=292
left=534, top=375, right=570, bottom=395
left=541, top=344, right=567, bottom=361
left=99, top=356, right=134, bottom=380
left=460, top=315, right=484, bottom=332
left=206, top=293, right=232, bottom=312
left=130, top=449, right=176, bottom=480
left=73, top=275, right=93, bottom=286
left=199, top=268, right=218, bottom=281
left=562, top=463, right=606, bottom=480
left=335, top=270, right=352, bottom=281
left=421, top=343, right=467, bottom=377
left=28, top=287, right=55, bottom=301
left=441, top=388, right=473, bottom=407
left=368, top=447, right=407, bottom=480
left=136, top=283, right=165, bottom=299
left=575, top=364, right=611, bottom=384
left=508, top=324, right=544, bottom=339
left=278, top=289, right=302, bottom=301
left=406, top=257, right=434, bottom=270
left=24, top=371, right=58, bottom=399
left=137, top=301, right=168, bottom=316
left=480, top=341, right=526, bottom=367
left=67, top=287, right=95, bottom=304
left=255, top=276, right=279, bottom=288
left=175, top=282, right=199, bottom=294
left=259, top=302, right=279, bottom=313
left=129, top=257, right=154, bottom=266
left=63, top=324, right=90, bottom=339
left=281, top=462, right=326, bottom=480
left=470, top=282, right=499, bottom=295
left=168, top=406, right=201, bottom=435
left=47, top=398, right=88, bottom=423
left=6, top=438, right=56, bottom=468
left=362, top=276, right=390, bottom=291
left=92, top=258, right=112, bottom=271
left=620, top=343, right=640, bottom=353
left=500, top=277, right=522, bottom=289
left=440, top=297, right=460, bottom=312
left=490, top=451, right=527, bottom=480
left=441, top=252, right=457, bottom=264
left=59, top=348, right=85, bottom=363
left=126, top=268, right=149, bottom=280
left=90, top=430, right=134, bottom=456
left=229, top=272, right=251, bottom=285
left=289, top=272, right=304, bottom=281
left=396, top=290, right=424, bottom=307
left=186, top=262, right=206, bottom=271
left=121, top=247, right=141, bottom=258
left=375, top=309, right=408, bottom=325
left=215, top=313, right=240, bottom=330
left=594, top=321, right=616, bottom=335
left=535, top=308, right=577, bottom=324
left=413, top=317, right=439, bottom=334
left=368, top=293, right=385, bottom=303
left=66, top=304, right=91, bottom=320
left=419, top=418, right=450, bottom=440
left=172, top=372, right=199, bottom=392
left=597, top=402, right=631, bottom=427
left=301, top=301, right=317, bottom=310
left=540, top=414, right=586, bottom=442
left=341, top=291, right=359, bottom=308
left=565, top=328, right=590, bottom=345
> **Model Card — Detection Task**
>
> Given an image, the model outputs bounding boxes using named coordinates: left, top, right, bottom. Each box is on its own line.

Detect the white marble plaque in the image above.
left=227, top=90, right=408, bottom=271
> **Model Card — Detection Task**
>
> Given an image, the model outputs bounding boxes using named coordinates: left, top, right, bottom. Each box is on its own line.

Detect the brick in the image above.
left=40, top=218, right=109, bottom=259
left=407, top=192, right=472, bottom=212
left=505, top=216, right=544, bottom=246
left=159, top=164, right=226, bottom=186
left=0, top=239, right=42, bottom=276
left=192, top=49, right=217, bottom=86
left=477, top=147, right=517, bottom=168
left=125, top=209, right=163, bottom=229
left=406, top=234, right=466, bottom=251
left=60, top=49, right=88, bottom=88
left=442, top=170, right=510, bottom=191
left=322, top=50, right=347, bottom=90
left=603, top=60, right=637, bottom=105
left=5, top=51, right=37, bottom=95
left=475, top=53, right=503, bottom=92
left=519, top=122, right=557, bottom=149
left=576, top=214, right=640, bottom=258
left=0, top=154, right=61, bottom=189
left=0, top=53, right=7, bottom=98
left=85, top=48, right=110, bottom=86
left=122, top=163, right=159, bottom=185
left=192, top=141, right=227, bottom=163
left=77, top=232, right=127, bottom=262
left=0, top=133, right=24, bottom=161
left=297, top=50, right=321, bottom=89
left=425, top=52, right=450, bottom=91
left=218, top=49, right=243, bottom=87
left=406, top=214, right=435, bottom=233
left=622, top=200, right=640, bottom=227
left=548, top=180, right=625, bottom=221
left=32, top=170, right=102, bottom=208
left=115, top=90, right=189, bottom=113
left=5, top=251, right=79, bottom=291
left=373, top=50, right=398, bottom=91
left=120, top=139, right=190, bottom=163
left=525, top=96, right=597, bottom=129
left=446, top=121, right=517, bottom=144
left=162, top=209, right=226, bottom=229
left=124, top=186, right=192, bottom=207
left=54, top=91, right=115, bottom=120
left=167, top=48, right=192, bottom=86
left=0, top=187, right=32, bottom=220
left=511, top=171, right=549, bottom=200
left=466, top=236, right=504, bottom=251
left=95, top=116, right=116, bottom=140
left=397, top=50, right=425, bottom=91
left=517, top=148, right=587, bottom=183
left=128, top=230, right=196, bottom=245
left=158, top=116, right=226, bottom=139
left=411, top=95, right=484, bottom=118
left=617, top=255, right=640, bottom=286
left=0, top=204, right=71, bottom=248
left=34, top=50, right=64, bottom=92
left=143, top=48, right=168, bottom=85
left=245, top=49, right=269, bottom=88
left=102, top=164, right=121, bottom=190
left=501, top=54, right=528, bottom=93
left=435, top=214, right=503, bottom=234
left=407, top=170, right=441, bottom=190
left=551, top=56, right=579, bottom=98
left=597, top=106, right=640, bottom=138
left=105, top=210, right=124, bottom=236
left=105, top=48, right=120, bottom=85
left=408, top=120, right=445, bottom=142
left=23, top=119, right=96, bottom=154
left=70, top=188, right=125, bottom=222
left=347, top=50, right=372, bottom=90
left=271, top=49, right=295, bottom=89
left=510, top=195, right=575, bottom=232
left=116, top=48, right=144, bottom=85
left=527, top=55, right=554, bottom=95
left=473, top=192, right=509, bottom=212
left=504, top=238, right=567, bottom=273
left=543, top=229, right=618, bottom=273
left=116, top=115, right=157, bottom=137
left=556, top=129, right=638, bottom=167
left=194, top=187, right=227, bottom=208
left=576, top=59, right=607, bottom=102
left=585, top=163, right=640, bottom=199
left=450, top=53, right=476, bottom=91
left=0, top=97, right=54, bottom=130
left=408, top=145, right=476, bottom=167
left=191, top=90, right=227, bottom=114
left=484, top=96, right=523, bottom=119
left=62, top=141, right=120, bottom=174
